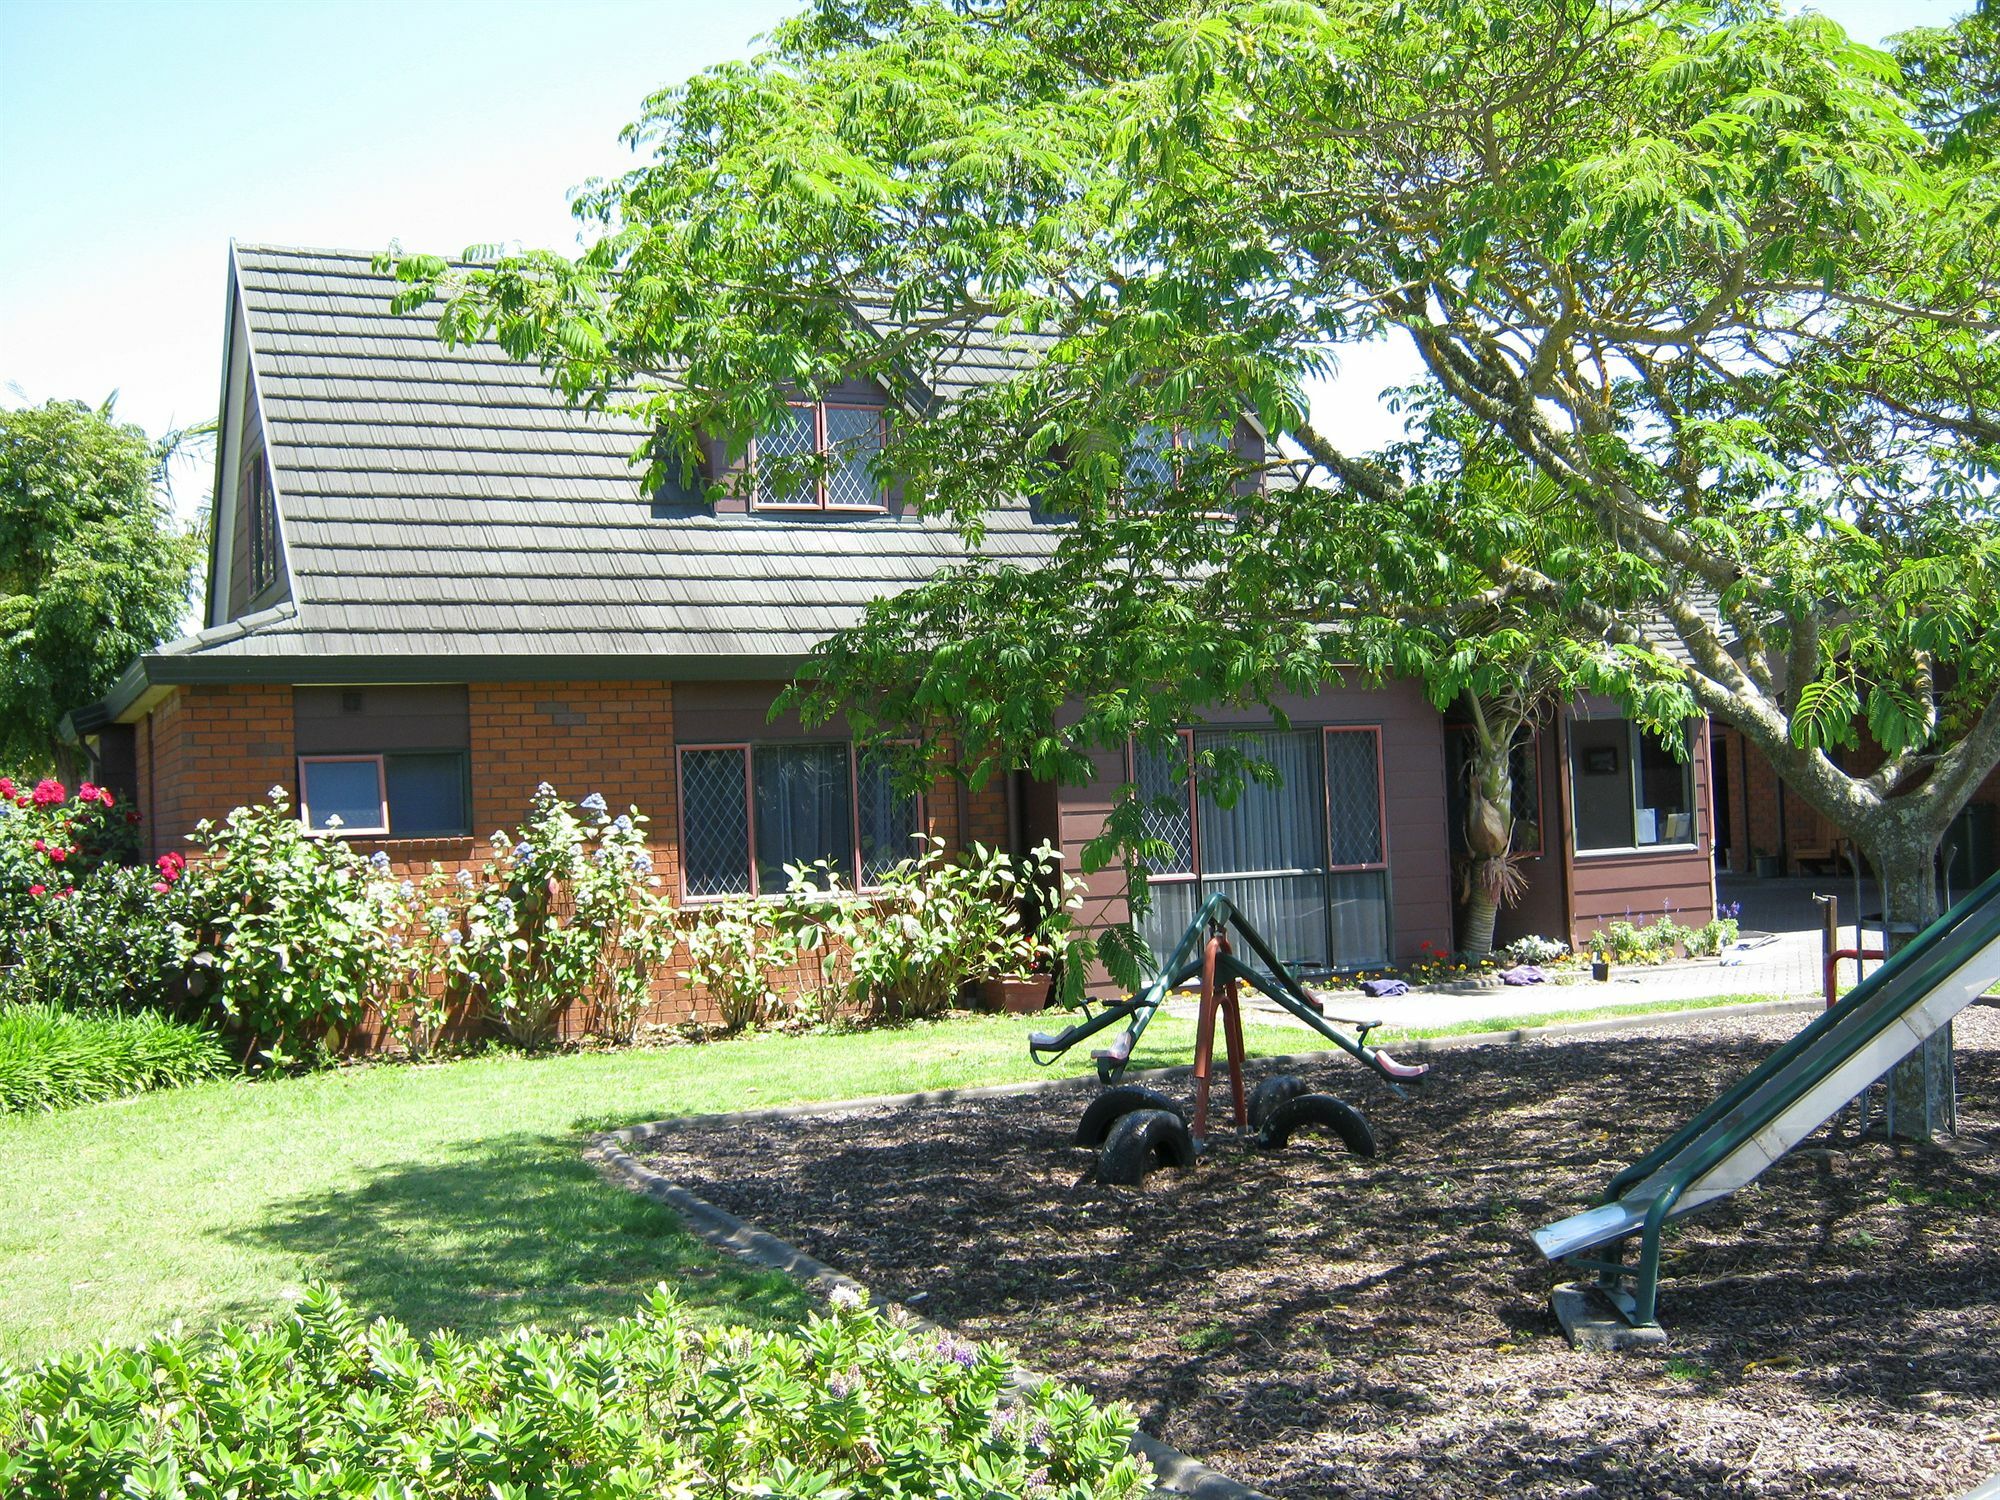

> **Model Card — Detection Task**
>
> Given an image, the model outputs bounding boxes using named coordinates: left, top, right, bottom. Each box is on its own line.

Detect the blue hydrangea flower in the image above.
left=612, top=813, right=633, bottom=833
left=455, top=868, right=474, bottom=889
left=535, top=781, right=556, bottom=799
left=369, top=850, right=391, bottom=871
left=399, top=880, right=416, bottom=902
left=579, top=792, right=609, bottom=816
left=513, top=842, right=533, bottom=863
left=444, top=928, right=464, bottom=947
left=633, top=852, right=654, bottom=877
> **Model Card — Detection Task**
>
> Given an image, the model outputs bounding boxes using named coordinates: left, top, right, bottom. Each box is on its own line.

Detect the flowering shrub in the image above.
left=452, top=784, right=665, bottom=1048
left=1501, top=934, right=1572, bottom=966
left=0, top=777, right=188, bottom=1012
left=183, top=790, right=401, bottom=1065
left=0, top=1282, right=1153, bottom=1499
left=786, top=839, right=1088, bottom=1025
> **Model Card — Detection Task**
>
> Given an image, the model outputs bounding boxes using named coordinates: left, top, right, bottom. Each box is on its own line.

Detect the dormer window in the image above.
left=242, top=446, right=280, bottom=593
left=753, top=397, right=887, bottom=510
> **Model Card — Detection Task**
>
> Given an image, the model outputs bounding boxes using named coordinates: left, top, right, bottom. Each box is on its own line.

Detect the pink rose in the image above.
left=31, top=779, right=65, bottom=807
left=27, top=884, right=45, bottom=897
left=0, top=777, right=12, bottom=799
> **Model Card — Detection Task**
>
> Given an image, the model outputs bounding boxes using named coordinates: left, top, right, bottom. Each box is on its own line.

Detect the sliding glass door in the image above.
left=1133, top=726, right=1391, bottom=977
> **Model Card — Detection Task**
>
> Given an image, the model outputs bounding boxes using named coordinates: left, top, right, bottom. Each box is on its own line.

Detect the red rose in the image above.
left=125, top=811, right=142, bottom=825
left=31, top=839, right=45, bottom=853
left=31, top=779, right=65, bottom=807
left=99, top=788, right=115, bottom=807
left=156, top=851, right=186, bottom=882
left=27, top=884, right=45, bottom=897
left=79, top=782, right=99, bottom=803
left=48, top=848, right=67, bottom=863
left=0, top=777, right=12, bottom=799
left=152, top=881, right=170, bottom=894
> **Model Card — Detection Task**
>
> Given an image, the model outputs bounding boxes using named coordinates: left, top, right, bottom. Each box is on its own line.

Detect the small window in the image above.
left=299, top=752, right=470, bottom=838
left=1123, top=423, right=1237, bottom=512
left=677, top=740, right=922, bottom=897
left=1569, top=719, right=1696, bottom=853
left=753, top=399, right=887, bottom=510
left=243, top=447, right=281, bottom=594
left=299, top=756, right=388, bottom=835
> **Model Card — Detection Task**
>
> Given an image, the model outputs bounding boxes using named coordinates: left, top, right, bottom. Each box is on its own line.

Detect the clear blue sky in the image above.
left=0, top=0, right=1967, bottom=517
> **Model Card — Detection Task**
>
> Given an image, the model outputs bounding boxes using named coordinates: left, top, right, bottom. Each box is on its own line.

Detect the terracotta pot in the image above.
left=971, top=975, right=1054, bottom=1014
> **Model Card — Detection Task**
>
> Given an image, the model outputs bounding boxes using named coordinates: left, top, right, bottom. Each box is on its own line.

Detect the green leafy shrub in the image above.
left=791, top=839, right=1090, bottom=1024
left=452, top=785, right=665, bottom=1048
left=0, top=864, right=197, bottom=1013
left=180, top=790, right=400, bottom=1066
left=681, top=898, right=785, bottom=1032
left=0, top=1282, right=1153, bottom=1499
left=0, top=1003, right=225, bottom=1113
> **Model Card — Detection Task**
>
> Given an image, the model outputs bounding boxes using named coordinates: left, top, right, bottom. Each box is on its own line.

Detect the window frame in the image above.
left=1321, top=725, right=1391, bottom=874
left=676, top=739, right=924, bottom=901
left=243, top=443, right=281, bottom=595
left=1569, top=719, right=1699, bottom=857
left=1126, top=722, right=1392, bottom=972
left=296, top=749, right=474, bottom=840
left=750, top=398, right=890, bottom=513
left=1129, top=728, right=1199, bottom=887
left=298, top=754, right=390, bottom=837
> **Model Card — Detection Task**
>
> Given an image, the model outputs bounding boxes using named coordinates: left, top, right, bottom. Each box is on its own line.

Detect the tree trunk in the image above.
left=1462, top=883, right=1498, bottom=959
left=1871, top=833, right=1953, bottom=1142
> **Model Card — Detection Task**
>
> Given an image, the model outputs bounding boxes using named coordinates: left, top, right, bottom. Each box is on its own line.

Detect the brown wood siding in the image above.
left=294, top=685, right=471, bottom=755
left=1054, top=681, right=1455, bottom=996
left=1565, top=716, right=1717, bottom=942
left=1491, top=727, right=1570, bottom=951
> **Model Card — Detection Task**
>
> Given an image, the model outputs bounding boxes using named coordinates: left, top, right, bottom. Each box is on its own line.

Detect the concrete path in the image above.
left=1171, top=875, right=1895, bottom=1034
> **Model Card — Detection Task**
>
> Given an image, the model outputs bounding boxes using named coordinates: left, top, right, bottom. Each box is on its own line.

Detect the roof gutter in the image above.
left=87, top=649, right=814, bottom=724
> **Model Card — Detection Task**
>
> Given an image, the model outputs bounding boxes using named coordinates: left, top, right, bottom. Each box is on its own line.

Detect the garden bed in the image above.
left=637, top=1006, right=2000, bottom=1499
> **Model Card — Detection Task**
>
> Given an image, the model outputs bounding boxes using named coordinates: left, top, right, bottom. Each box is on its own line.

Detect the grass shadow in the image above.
left=232, top=1127, right=807, bottom=1342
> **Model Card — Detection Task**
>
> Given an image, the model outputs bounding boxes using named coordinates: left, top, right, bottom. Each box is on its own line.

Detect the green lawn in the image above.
left=0, top=995, right=1786, bottom=1366
left=0, top=1011, right=1310, bottom=1364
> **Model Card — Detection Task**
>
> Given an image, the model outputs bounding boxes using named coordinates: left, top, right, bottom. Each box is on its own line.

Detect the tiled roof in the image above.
left=171, top=243, right=1056, bottom=671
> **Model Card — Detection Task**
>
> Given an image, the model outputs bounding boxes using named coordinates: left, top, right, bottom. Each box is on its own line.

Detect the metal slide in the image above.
left=1027, top=892, right=1428, bottom=1091
left=1534, top=866, right=2000, bottom=1327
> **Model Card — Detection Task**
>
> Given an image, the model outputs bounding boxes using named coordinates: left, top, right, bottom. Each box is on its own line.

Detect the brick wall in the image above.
left=130, top=676, right=1016, bottom=1047
left=140, top=684, right=295, bottom=860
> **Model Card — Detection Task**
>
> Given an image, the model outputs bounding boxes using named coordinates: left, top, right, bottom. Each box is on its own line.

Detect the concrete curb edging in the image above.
left=587, top=1132, right=1269, bottom=1499
left=588, top=997, right=1817, bottom=1500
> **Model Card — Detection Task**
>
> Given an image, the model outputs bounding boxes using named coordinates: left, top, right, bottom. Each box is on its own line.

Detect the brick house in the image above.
left=69, top=244, right=1719, bottom=1022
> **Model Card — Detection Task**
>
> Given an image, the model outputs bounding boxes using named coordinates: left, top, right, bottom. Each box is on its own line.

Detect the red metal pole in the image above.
left=1824, top=947, right=1886, bottom=1008
left=1192, top=930, right=1221, bottom=1140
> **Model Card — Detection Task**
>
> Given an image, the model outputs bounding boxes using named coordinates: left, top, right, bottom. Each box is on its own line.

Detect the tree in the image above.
left=0, top=400, right=204, bottom=780
left=388, top=0, right=2000, bottom=1132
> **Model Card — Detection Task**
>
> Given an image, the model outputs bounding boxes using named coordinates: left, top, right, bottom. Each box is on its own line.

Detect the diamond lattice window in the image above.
left=680, top=748, right=751, bottom=896
left=755, top=399, right=886, bottom=509
left=1324, top=729, right=1385, bottom=867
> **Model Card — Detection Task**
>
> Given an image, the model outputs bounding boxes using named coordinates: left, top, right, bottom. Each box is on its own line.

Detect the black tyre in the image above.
left=1098, top=1108, right=1198, bottom=1185
left=1255, top=1093, right=1376, bottom=1157
left=1247, top=1074, right=1311, bottom=1132
left=1074, top=1086, right=1186, bottom=1148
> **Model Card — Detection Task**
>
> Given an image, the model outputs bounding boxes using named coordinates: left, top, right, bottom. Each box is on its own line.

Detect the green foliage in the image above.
left=681, top=899, right=786, bottom=1032
left=0, top=1003, right=224, bottom=1113
left=451, top=785, right=666, bottom=1048
left=0, top=776, right=191, bottom=1013
left=1682, top=915, right=1742, bottom=957
left=385, top=0, right=2000, bottom=934
left=182, top=790, right=399, bottom=1066
left=0, top=1282, right=1152, bottom=1499
left=0, top=401, right=202, bottom=775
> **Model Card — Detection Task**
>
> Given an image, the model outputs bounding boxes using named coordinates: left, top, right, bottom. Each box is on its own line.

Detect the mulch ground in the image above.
left=639, top=1006, right=2000, bottom=1499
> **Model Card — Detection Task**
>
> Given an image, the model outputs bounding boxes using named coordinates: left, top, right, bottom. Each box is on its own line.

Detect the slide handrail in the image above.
left=1601, top=864, right=2000, bottom=1206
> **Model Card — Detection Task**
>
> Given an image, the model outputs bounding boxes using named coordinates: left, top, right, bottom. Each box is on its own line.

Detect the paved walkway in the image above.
left=1171, top=875, right=1889, bottom=1034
